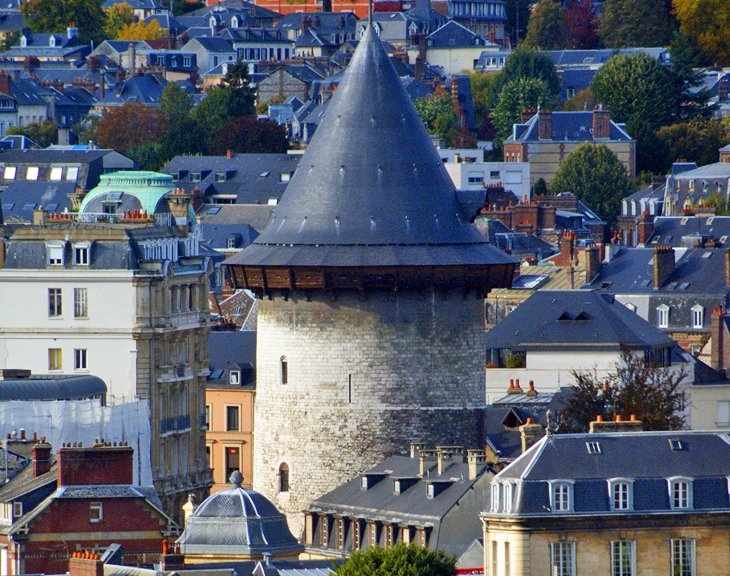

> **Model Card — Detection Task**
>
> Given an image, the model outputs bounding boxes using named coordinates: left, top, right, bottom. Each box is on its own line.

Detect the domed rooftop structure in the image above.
left=176, top=471, right=303, bottom=558
left=226, top=25, right=515, bottom=291
left=78, top=171, right=195, bottom=229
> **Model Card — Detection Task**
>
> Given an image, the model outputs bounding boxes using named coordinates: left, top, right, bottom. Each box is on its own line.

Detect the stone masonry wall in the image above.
left=253, top=289, right=487, bottom=536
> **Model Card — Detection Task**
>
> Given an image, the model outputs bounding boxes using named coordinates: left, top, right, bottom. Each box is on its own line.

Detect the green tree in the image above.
left=657, top=119, right=730, bottom=169
left=7, top=120, right=58, bottom=147
left=491, top=77, right=555, bottom=144
left=558, top=350, right=687, bottom=433
left=561, top=87, right=598, bottom=111
left=72, top=115, right=99, bottom=146
left=550, top=142, right=631, bottom=222
left=469, top=71, right=498, bottom=139
left=522, top=0, right=572, bottom=50
left=334, top=544, right=456, bottom=576
left=493, top=49, right=561, bottom=100
left=599, top=0, right=673, bottom=47
left=672, top=0, right=730, bottom=66
left=506, top=0, right=532, bottom=46
left=103, top=2, right=134, bottom=39
left=159, top=82, right=194, bottom=126
left=22, top=0, right=107, bottom=45
left=669, top=30, right=710, bottom=82
left=0, top=30, right=20, bottom=51
left=415, top=92, right=458, bottom=141
left=173, top=0, right=204, bottom=14
left=209, top=116, right=288, bottom=155
left=126, top=141, right=167, bottom=171
left=221, top=59, right=256, bottom=117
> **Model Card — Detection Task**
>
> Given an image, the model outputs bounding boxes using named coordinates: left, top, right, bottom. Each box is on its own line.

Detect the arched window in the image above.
left=280, top=356, right=288, bottom=385
left=279, top=463, right=290, bottom=492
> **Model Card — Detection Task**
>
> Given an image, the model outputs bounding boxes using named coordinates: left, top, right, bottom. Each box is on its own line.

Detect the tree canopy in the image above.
left=21, top=0, right=107, bottom=45
left=598, top=0, right=673, bottom=47
left=494, top=49, right=561, bottom=98
left=117, top=19, right=163, bottom=41
left=334, top=544, right=456, bottom=576
left=550, top=142, right=631, bottom=222
left=657, top=119, right=730, bottom=169
left=103, top=2, right=135, bottom=39
left=96, top=102, right=166, bottom=154
left=210, top=116, right=288, bottom=155
left=491, top=77, right=555, bottom=144
left=7, top=120, right=58, bottom=148
left=415, top=92, right=460, bottom=146
left=522, top=0, right=572, bottom=50
left=565, top=0, right=599, bottom=49
left=672, top=0, right=730, bottom=66
left=558, top=350, right=687, bottom=433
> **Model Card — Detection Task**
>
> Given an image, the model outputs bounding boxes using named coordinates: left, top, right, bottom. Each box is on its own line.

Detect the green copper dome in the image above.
left=79, top=171, right=176, bottom=215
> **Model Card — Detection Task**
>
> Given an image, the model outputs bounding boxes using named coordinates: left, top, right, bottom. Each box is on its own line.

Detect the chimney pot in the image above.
left=615, top=414, right=622, bottom=422
left=596, top=414, right=603, bottom=422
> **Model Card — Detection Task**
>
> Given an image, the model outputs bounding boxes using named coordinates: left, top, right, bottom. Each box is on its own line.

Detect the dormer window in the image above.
left=490, top=482, right=501, bottom=512
left=26, top=166, right=39, bottom=180
left=427, top=484, right=435, bottom=499
left=360, top=476, right=368, bottom=490
left=229, top=370, right=240, bottom=385
left=668, top=477, right=692, bottom=510
left=3, top=166, right=15, bottom=179
left=657, top=304, right=670, bottom=328
left=503, top=482, right=513, bottom=513
left=231, top=16, right=239, bottom=27
left=73, top=243, right=90, bottom=266
left=608, top=479, right=633, bottom=511
left=46, top=242, right=65, bottom=266
left=549, top=480, right=573, bottom=512
left=280, top=171, right=292, bottom=182
left=49, top=35, right=56, bottom=47
left=691, top=305, right=704, bottom=329
left=20, top=35, right=27, bottom=47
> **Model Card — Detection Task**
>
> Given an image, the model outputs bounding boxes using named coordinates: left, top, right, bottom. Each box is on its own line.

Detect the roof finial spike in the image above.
left=368, top=0, right=373, bottom=26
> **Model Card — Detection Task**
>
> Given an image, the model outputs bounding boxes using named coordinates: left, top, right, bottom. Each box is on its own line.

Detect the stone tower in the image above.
left=225, top=25, right=516, bottom=535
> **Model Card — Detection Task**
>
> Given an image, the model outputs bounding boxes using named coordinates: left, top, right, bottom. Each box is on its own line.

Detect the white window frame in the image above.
left=90, top=501, right=103, bottom=523
left=12, top=502, right=22, bottom=518
left=490, top=482, right=501, bottom=512
left=48, top=348, right=62, bottom=371
left=229, top=369, right=240, bottom=385
left=549, top=480, right=574, bottom=512
left=65, top=166, right=78, bottom=181
left=671, top=538, right=695, bottom=576
left=691, top=304, right=704, bottom=329
left=657, top=304, right=670, bottom=328
left=74, top=348, right=87, bottom=371
left=46, top=242, right=65, bottom=266
left=611, top=540, right=635, bottom=576
left=74, top=287, right=87, bottom=318
left=503, top=481, right=513, bottom=513
left=225, top=404, right=240, bottom=432
left=549, top=541, right=576, bottom=576
left=48, top=288, right=62, bottom=317
left=668, top=477, right=693, bottom=510
left=73, top=242, right=90, bottom=266
left=608, top=478, right=633, bottom=511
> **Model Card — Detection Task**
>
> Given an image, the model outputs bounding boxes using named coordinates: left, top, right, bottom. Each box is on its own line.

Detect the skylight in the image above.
left=669, top=439, right=683, bottom=451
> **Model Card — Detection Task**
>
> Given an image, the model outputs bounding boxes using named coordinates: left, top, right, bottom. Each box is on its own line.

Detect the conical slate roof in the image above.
left=228, top=25, right=513, bottom=268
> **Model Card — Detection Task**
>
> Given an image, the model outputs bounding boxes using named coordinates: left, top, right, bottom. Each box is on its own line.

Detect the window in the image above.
left=609, top=480, right=632, bottom=511
left=280, top=356, right=288, bottom=385
left=48, top=288, right=62, bottom=317
left=504, top=541, right=510, bottom=576
left=611, top=540, right=635, bottom=576
left=467, top=172, right=484, bottom=184
left=586, top=441, right=601, bottom=454
left=503, top=482, right=513, bottom=513
left=490, top=541, right=498, bottom=576
left=74, top=348, right=87, bottom=370
left=47, top=243, right=64, bottom=266
left=717, top=401, right=730, bottom=427
left=74, top=244, right=89, bottom=265
left=669, top=478, right=692, bottom=509
left=65, top=166, right=78, bottom=181
left=279, top=171, right=291, bottom=182
left=89, top=502, right=103, bottom=523
left=3, top=166, right=15, bottom=179
left=13, top=502, right=22, bottom=517
left=550, top=542, right=575, bottom=576
left=226, top=405, right=240, bottom=431
left=50, top=167, right=62, bottom=180
left=225, top=446, right=239, bottom=479
left=74, top=288, right=87, bottom=318
left=48, top=348, right=62, bottom=370
left=657, top=304, right=670, bottom=328
left=226, top=236, right=237, bottom=249
left=279, top=463, right=290, bottom=492
left=691, top=305, right=704, bottom=329
left=550, top=481, right=573, bottom=512
left=671, top=539, right=695, bottom=576
left=205, top=404, right=211, bottom=429
left=229, top=370, right=240, bottom=385
left=490, top=482, right=501, bottom=512
left=26, top=166, right=38, bottom=180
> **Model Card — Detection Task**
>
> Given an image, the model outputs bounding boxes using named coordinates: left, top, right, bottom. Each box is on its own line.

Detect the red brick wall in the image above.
left=57, top=446, right=133, bottom=486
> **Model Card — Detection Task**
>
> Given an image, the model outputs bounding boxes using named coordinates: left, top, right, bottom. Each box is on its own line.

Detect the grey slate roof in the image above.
left=197, top=204, right=274, bottom=233
left=227, top=25, right=514, bottom=269
left=0, top=374, right=106, bottom=401
left=0, top=181, right=75, bottom=223
left=426, top=20, right=492, bottom=49
left=208, top=330, right=256, bottom=371
left=485, top=290, right=674, bottom=350
left=507, top=111, right=633, bottom=144
left=543, top=47, right=670, bottom=68
left=587, top=247, right=728, bottom=296
left=494, top=431, right=730, bottom=516
left=647, top=215, right=730, bottom=247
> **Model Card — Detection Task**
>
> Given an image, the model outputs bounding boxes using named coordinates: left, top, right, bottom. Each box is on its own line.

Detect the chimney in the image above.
left=67, top=22, right=78, bottom=40
left=58, top=443, right=133, bottom=486
left=0, top=71, right=10, bottom=96
left=519, top=418, right=544, bottom=453
left=637, top=212, right=655, bottom=246
left=589, top=414, right=643, bottom=433
left=592, top=104, right=610, bottom=139
left=99, top=73, right=105, bottom=100
left=32, top=206, right=46, bottom=225
left=165, top=188, right=192, bottom=234
left=525, top=380, right=537, bottom=397
left=710, top=308, right=729, bottom=371
left=725, top=249, right=730, bottom=287
left=653, top=245, right=675, bottom=288
left=719, top=77, right=729, bottom=102
left=32, top=441, right=52, bottom=478
left=160, top=541, right=185, bottom=571
left=182, top=493, right=197, bottom=527
left=537, top=109, right=552, bottom=140
left=68, top=552, right=103, bottom=576
left=567, top=264, right=574, bottom=289
left=467, top=449, right=486, bottom=480
left=418, top=448, right=437, bottom=477
left=128, top=42, right=136, bottom=71
left=226, top=149, right=233, bottom=159
left=436, top=446, right=463, bottom=475
left=585, top=245, right=600, bottom=283
left=409, top=442, right=426, bottom=458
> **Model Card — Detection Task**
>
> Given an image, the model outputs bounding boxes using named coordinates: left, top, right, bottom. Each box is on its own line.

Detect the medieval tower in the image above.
left=225, top=25, right=516, bottom=534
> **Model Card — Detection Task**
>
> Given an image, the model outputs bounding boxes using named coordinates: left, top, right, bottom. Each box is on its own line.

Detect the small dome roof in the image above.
left=177, top=472, right=303, bottom=556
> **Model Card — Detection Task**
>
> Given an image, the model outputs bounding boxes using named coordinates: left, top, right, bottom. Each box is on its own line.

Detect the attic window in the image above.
left=26, top=166, right=39, bottom=180
left=427, top=484, right=435, bottom=499
left=260, top=171, right=270, bottom=177
left=280, top=171, right=292, bottom=182
left=669, top=439, right=683, bottom=451
left=50, top=167, right=62, bottom=180
left=557, top=312, right=572, bottom=321
left=681, top=217, right=689, bottom=225
left=3, top=166, right=15, bottom=179
left=191, top=172, right=202, bottom=182
left=707, top=216, right=715, bottom=225
left=722, top=236, right=729, bottom=244
left=586, top=441, right=601, bottom=454
left=66, top=167, right=78, bottom=181
left=229, top=370, right=240, bottom=385
left=215, top=172, right=226, bottom=182
left=360, top=476, right=368, bottom=490
left=574, top=312, right=589, bottom=321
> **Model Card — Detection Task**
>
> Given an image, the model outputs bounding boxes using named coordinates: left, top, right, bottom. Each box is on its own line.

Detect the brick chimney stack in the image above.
left=589, top=414, right=643, bottom=433
left=584, top=245, right=600, bottom=283
left=653, top=245, right=675, bottom=289
left=68, top=552, right=103, bottom=576
left=0, top=71, right=10, bottom=96
left=592, top=104, right=610, bottom=139
left=32, top=440, right=52, bottom=478
left=166, top=188, right=192, bottom=234
left=710, top=308, right=729, bottom=371
left=537, top=109, right=552, bottom=140
left=58, top=442, right=133, bottom=486
left=637, top=211, right=655, bottom=246
left=724, top=249, right=730, bottom=287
